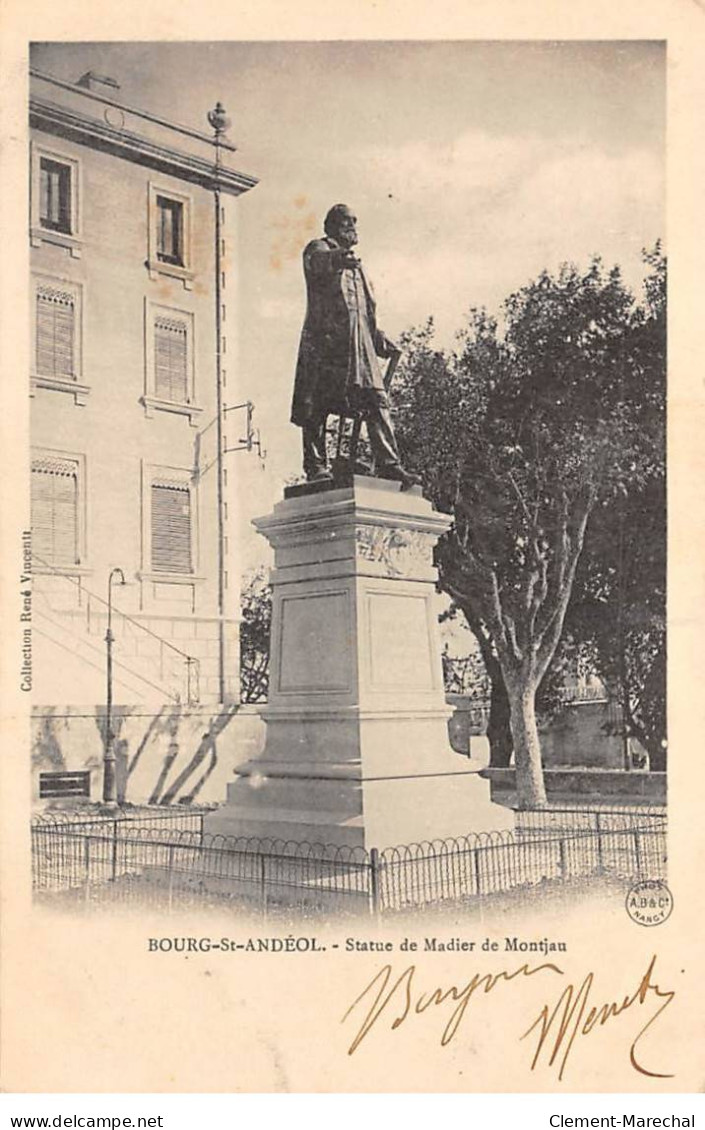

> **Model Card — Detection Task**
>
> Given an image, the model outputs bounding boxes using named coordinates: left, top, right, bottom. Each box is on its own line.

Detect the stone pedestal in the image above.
left=207, top=477, right=513, bottom=848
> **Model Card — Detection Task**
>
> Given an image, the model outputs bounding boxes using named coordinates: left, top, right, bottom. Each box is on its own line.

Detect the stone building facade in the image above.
left=29, top=67, right=258, bottom=804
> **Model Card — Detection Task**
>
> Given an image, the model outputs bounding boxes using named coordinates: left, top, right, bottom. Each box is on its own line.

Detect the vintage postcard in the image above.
left=1, top=0, right=704, bottom=1096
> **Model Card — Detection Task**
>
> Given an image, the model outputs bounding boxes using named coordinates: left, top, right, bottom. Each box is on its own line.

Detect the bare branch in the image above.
left=506, top=469, right=534, bottom=526
left=502, top=610, right=523, bottom=665
left=533, top=490, right=572, bottom=642
left=535, top=492, right=593, bottom=678
left=526, top=550, right=549, bottom=639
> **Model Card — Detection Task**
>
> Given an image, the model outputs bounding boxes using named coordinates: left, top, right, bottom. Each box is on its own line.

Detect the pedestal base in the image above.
left=207, top=711, right=513, bottom=848
left=207, top=478, right=514, bottom=849
left=206, top=773, right=513, bottom=849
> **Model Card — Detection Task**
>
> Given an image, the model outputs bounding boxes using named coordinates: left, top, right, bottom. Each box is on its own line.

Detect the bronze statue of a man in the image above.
left=291, top=204, right=419, bottom=487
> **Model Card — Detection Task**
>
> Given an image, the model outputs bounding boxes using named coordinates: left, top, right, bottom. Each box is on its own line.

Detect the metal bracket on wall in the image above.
left=223, top=401, right=266, bottom=462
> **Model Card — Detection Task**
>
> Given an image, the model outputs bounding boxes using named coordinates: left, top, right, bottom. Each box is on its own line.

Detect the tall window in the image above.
left=151, top=482, right=192, bottom=574
left=148, top=185, right=192, bottom=287
left=143, top=304, right=197, bottom=421
left=156, top=196, right=184, bottom=265
left=31, top=457, right=80, bottom=567
left=31, top=147, right=81, bottom=257
left=35, top=286, right=75, bottom=379
left=154, top=316, right=189, bottom=403
left=39, top=158, right=72, bottom=233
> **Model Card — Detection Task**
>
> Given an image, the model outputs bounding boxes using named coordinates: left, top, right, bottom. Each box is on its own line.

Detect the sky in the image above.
left=31, top=40, right=665, bottom=568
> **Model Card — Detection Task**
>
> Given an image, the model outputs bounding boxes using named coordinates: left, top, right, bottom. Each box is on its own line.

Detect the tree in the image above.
left=392, top=254, right=664, bottom=807
left=561, top=477, right=666, bottom=769
left=239, top=569, right=272, bottom=704
left=555, top=249, right=667, bottom=768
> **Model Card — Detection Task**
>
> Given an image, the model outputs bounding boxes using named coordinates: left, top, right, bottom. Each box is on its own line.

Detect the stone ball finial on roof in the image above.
left=208, top=102, right=231, bottom=138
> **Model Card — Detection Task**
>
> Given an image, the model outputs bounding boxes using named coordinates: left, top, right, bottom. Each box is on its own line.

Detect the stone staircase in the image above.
left=32, top=570, right=198, bottom=705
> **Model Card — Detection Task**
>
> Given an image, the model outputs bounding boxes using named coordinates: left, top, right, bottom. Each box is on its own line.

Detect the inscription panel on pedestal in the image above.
left=366, top=591, right=435, bottom=690
left=278, top=589, right=352, bottom=693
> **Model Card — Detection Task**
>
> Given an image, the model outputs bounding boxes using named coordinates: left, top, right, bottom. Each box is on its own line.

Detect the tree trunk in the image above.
left=647, top=742, right=667, bottom=773
left=454, top=599, right=514, bottom=768
left=627, top=715, right=667, bottom=772
left=507, top=682, right=547, bottom=808
left=486, top=665, right=513, bottom=767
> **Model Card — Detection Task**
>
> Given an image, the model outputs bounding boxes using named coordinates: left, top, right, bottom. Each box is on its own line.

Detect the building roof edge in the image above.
left=30, top=94, right=259, bottom=197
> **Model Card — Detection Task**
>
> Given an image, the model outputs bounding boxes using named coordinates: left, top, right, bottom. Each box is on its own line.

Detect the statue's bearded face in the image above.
left=334, top=209, right=358, bottom=249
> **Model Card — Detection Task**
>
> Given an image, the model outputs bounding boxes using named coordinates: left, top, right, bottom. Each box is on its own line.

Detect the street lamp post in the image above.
left=103, top=567, right=126, bottom=806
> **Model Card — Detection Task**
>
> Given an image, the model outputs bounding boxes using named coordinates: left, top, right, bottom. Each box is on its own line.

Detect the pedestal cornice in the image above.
left=254, top=478, right=452, bottom=585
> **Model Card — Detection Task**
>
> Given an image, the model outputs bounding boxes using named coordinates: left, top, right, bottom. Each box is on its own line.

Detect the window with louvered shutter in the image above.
left=154, top=317, right=189, bottom=403
left=36, top=288, right=75, bottom=378
left=31, top=457, right=79, bottom=566
left=151, top=482, right=192, bottom=574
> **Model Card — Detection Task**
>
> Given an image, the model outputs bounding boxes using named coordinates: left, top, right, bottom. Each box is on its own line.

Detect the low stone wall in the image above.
left=446, top=695, right=647, bottom=771
left=482, top=767, right=666, bottom=807
left=538, top=700, right=643, bottom=770
left=31, top=703, right=265, bottom=809
left=34, top=697, right=659, bottom=811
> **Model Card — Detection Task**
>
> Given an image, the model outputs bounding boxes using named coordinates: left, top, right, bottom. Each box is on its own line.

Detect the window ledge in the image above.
left=141, top=395, right=202, bottom=426
left=146, top=259, right=195, bottom=290
left=138, top=571, right=205, bottom=585
left=30, top=227, right=83, bottom=258
left=31, top=374, right=90, bottom=406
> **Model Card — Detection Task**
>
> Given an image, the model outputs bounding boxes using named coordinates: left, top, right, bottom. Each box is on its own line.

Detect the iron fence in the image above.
left=31, top=808, right=667, bottom=916
left=378, top=826, right=666, bottom=910
left=514, top=804, right=666, bottom=839
left=34, top=807, right=207, bottom=839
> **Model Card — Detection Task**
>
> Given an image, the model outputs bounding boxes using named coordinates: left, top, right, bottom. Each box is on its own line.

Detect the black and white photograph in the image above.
left=0, top=17, right=703, bottom=1099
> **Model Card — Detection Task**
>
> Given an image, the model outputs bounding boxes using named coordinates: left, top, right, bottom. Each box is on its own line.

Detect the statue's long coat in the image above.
left=291, top=236, right=394, bottom=426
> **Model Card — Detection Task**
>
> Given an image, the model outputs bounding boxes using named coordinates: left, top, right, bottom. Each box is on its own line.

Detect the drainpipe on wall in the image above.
left=208, top=102, right=231, bottom=705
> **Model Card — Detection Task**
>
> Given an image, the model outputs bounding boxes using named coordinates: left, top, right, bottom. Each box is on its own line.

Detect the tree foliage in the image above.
left=554, top=248, right=666, bottom=767
left=441, top=645, right=490, bottom=698
left=391, top=250, right=665, bottom=805
left=562, top=474, right=666, bottom=767
left=240, top=569, right=272, bottom=704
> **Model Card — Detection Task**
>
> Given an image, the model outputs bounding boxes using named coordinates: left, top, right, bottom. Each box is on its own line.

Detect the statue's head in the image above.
left=324, top=204, right=358, bottom=249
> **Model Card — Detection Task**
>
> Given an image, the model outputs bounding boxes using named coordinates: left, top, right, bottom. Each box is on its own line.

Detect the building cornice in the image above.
left=30, top=68, right=240, bottom=154
left=30, top=96, right=259, bottom=198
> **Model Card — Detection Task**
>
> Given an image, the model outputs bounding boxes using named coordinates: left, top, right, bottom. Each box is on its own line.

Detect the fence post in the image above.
left=558, top=838, right=567, bottom=881
left=259, top=853, right=267, bottom=918
left=83, top=836, right=92, bottom=904
left=111, top=820, right=118, bottom=881
left=167, top=844, right=175, bottom=911
left=595, top=814, right=604, bottom=875
left=369, top=847, right=381, bottom=917
left=634, top=831, right=643, bottom=878
left=473, top=847, right=482, bottom=897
